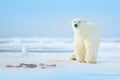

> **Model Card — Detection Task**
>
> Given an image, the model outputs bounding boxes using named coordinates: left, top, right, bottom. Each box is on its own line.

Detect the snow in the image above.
left=0, top=38, right=120, bottom=80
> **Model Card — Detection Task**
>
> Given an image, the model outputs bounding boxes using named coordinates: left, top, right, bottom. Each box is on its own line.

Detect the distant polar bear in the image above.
left=70, top=18, right=101, bottom=64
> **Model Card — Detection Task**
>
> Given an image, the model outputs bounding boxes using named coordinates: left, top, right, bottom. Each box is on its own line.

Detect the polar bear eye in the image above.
left=79, top=21, right=81, bottom=23
left=74, top=21, right=76, bottom=23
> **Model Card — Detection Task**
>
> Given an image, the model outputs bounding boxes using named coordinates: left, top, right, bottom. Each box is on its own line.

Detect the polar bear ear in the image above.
left=71, top=19, right=75, bottom=23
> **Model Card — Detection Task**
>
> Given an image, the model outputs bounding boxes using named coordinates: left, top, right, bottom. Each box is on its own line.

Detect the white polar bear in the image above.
left=70, top=18, right=101, bottom=64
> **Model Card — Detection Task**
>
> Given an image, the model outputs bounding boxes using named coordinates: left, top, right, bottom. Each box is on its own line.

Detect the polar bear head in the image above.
left=71, top=18, right=86, bottom=31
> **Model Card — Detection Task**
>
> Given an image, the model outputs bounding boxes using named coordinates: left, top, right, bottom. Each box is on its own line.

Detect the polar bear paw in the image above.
left=76, top=59, right=86, bottom=63
left=86, top=60, right=96, bottom=64
left=70, top=54, right=76, bottom=61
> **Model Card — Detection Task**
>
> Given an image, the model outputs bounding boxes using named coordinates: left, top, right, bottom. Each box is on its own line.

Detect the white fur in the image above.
left=71, top=18, right=101, bottom=64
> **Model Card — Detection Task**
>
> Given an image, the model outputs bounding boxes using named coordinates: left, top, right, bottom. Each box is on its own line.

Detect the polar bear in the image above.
left=70, top=18, right=101, bottom=64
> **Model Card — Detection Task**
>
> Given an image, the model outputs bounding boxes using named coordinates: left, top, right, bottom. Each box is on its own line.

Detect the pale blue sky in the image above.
left=0, top=0, right=120, bottom=38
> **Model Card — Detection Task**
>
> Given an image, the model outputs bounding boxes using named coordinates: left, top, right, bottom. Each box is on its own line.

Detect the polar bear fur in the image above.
left=71, top=18, right=101, bottom=64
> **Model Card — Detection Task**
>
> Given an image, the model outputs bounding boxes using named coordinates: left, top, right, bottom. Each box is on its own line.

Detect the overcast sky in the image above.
left=0, top=0, right=120, bottom=38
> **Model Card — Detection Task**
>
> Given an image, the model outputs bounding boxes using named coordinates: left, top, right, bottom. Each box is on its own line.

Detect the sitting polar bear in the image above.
left=70, top=18, right=101, bottom=64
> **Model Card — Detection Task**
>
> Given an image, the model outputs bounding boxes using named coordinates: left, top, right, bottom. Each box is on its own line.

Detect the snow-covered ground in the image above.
left=0, top=38, right=120, bottom=80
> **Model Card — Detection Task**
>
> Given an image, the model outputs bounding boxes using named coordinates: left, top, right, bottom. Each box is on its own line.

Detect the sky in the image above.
left=0, top=0, right=120, bottom=38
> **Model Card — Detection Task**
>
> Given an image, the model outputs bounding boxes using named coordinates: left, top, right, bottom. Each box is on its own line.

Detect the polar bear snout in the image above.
left=74, top=24, right=78, bottom=28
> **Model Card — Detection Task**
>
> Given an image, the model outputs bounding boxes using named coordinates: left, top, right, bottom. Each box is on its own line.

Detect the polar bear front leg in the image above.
left=74, top=42, right=86, bottom=63
left=70, top=54, right=76, bottom=60
left=84, top=39, right=98, bottom=64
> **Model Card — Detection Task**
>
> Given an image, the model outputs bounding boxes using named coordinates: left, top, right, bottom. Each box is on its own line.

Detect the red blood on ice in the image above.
left=51, top=64, right=56, bottom=67
left=5, top=65, right=15, bottom=68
